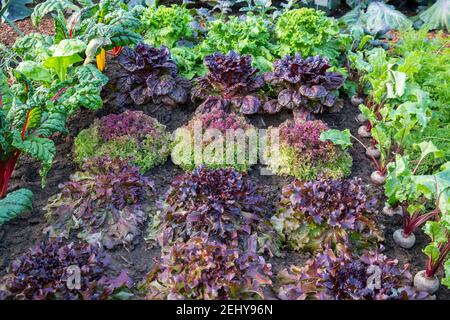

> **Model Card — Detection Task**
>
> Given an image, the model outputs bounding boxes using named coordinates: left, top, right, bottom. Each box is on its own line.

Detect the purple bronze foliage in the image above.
left=158, top=166, right=267, bottom=246
left=264, top=54, right=344, bottom=117
left=116, top=44, right=190, bottom=107
left=45, top=157, right=155, bottom=249
left=277, top=248, right=430, bottom=300
left=145, top=233, right=272, bottom=300
left=0, top=238, right=132, bottom=300
left=192, top=51, right=266, bottom=115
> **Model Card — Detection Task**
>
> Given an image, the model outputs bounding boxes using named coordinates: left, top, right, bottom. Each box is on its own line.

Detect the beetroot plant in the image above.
left=191, top=51, right=266, bottom=115
left=153, top=166, right=269, bottom=248
left=74, top=110, right=171, bottom=173
left=263, top=54, right=344, bottom=119
left=277, top=248, right=430, bottom=300
left=0, top=238, right=133, bottom=300
left=171, top=106, right=256, bottom=172
left=272, top=177, right=382, bottom=253
left=115, top=44, right=190, bottom=107
left=265, top=120, right=352, bottom=180
left=144, top=234, right=272, bottom=300
left=44, top=157, right=155, bottom=249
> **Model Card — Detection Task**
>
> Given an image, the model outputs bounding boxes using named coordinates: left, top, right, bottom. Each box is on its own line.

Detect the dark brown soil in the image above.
left=0, top=17, right=54, bottom=47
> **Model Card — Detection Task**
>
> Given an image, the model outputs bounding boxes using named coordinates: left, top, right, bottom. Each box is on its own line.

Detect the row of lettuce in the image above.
left=0, top=0, right=448, bottom=299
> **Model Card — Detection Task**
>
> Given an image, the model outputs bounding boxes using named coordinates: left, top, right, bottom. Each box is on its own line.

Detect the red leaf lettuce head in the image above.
left=116, top=43, right=190, bottom=107
left=0, top=238, right=133, bottom=300
left=277, top=247, right=431, bottom=300
left=157, top=166, right=269, bottom=247
left=264, top=54, right=344, bottom=116
left=44, top=157, right=155, bottom=249
left=144, top=233, right=272, bottom=300
left=192, top=51, right=266, bottom=115
left=273, top=176, right=382, bottom=252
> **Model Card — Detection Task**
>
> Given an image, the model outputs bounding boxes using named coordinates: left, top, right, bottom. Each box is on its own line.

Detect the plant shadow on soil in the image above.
left=0, top=56, right=449, bottom=299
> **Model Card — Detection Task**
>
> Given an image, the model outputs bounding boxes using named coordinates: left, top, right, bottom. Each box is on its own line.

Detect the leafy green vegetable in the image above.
left=0, top=188, right=33, bottom=225
left=362, top=1, right=412, bottom=34
left=418, top=0, right=450, bottom=32
left=320, top=129, right=352, bottom=150
left=43, top=39, right=86, bottom=81
left=1, top=0, right=32, bottom=22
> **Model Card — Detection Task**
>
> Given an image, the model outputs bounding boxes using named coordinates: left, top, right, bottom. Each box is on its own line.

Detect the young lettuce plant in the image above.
left=115, top=44, right=190, bottom=107
left=271, top=177, right=382, bottom=253
left=263, top=54, right=345, bottom=119
left=191, top=51, right=266, bottom=115
left=265, top=120, right=352, bottom=180
left=152, top=166, right=275, bottom=253
left=171, top=106, right=257, bottom=172
left=199, top=13, right=277, bottom=72
left=74, top=110, right=171, bottom=173
left=143, top=234, right=272, bottom=300
left=384, top=144, right=445, bottom=250
left=0, top=238, right=133, bottom=300
left=44, top=157, right=155, bottom=249
left=275, top=8, right=342, bottom=64
left=277, top=247, right=430, bottom=300
left=0, top=72, right=67, bottom=223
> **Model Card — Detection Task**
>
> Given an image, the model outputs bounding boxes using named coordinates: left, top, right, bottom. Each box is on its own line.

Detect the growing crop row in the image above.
left=0, top=0, right=448, bottom=300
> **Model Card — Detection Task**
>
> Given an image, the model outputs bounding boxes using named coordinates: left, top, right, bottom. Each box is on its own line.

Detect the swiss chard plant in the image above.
left=171, top=106, right=257, bottom=172
left=263, top=54, right=345, bottom=119
left=277, top=247, right=430, bottom=300
left=0, top=238, right=133, bottom=300
left=191, top=51, right=266, bottom=115
left=74, top=110, right=171, bottom=173
left=12, top=34, right=109, bottom=114
left=0, top=72, right=67, bottom=224
left=44, top=157, right=155, bottom=249
left=272, top=177, right=382, bottom=253
left=31, top=0, right=143, bottom=68
left=143, top=233, right=272, bottom=300
left=115, top=44, right=191, bottom=107
left=265, top=120, right=352, bottom=180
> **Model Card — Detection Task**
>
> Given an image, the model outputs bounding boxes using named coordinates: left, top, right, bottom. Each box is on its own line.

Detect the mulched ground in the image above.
left=0, top=17, right=54, bottom=47
left=0, top=54, right=449, bottom=299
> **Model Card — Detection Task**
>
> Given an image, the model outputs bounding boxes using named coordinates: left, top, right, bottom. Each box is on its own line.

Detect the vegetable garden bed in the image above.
left=0, top=0, right=449, bottom=300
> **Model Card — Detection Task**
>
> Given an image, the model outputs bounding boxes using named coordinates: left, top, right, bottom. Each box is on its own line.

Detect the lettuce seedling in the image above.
left=265, top=120, right=352, bottom=180
left=264, top=54, right=344, bottom=118
left=278, top=247, right=430, bottom=300
left=74, top=110, right=171, bottom=172
left=0, top=238, right=133, bottom=300
left=144, top=234, right=272, bottom=300
left=171, top=106, right=256, bottom=172
left=192, top=51, right=266, bottom=115
left=272, top=177, right=382, bottom=253
left=45, top=157, right=155, bottom=249
left=115, top=44, right=190, bottom=107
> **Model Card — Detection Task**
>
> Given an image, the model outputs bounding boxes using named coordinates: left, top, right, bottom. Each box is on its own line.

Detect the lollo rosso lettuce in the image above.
left=0, top=238, right=133, bottom=300
left=152, top=166, right=273, bottom=251
left=272, top=177, right=383, bottom=253
left=115, top=44, right=191, bottom=107
left=265, top=120, right=352, bottom=180
left=44, top=157, right=155, bottom=249
left=277, top=247, right=431, bottom=300
left=171, top=106, right=257, bottom=172
left=192, top=51, right=266, bottom=115
left=74, top=110, right=171, bottom=173
left=143, top=233, right=272, bottom=300
left=264, top=54, right=345, bottom=119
